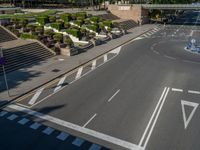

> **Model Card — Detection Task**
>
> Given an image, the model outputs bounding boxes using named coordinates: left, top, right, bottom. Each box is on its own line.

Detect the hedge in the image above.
left=51, top=23, right=62, bottom=31
left=49, top=16, right=56, bottom=23
left=20, top=33, right=38, bottom=39
left=66, top=28, right=80, bottom=38
left=103, top=20, right=112, bottom=28
left=90, top=16, right=99, bottom=23
left=36, top=16, right=49, bottom=25
left=60, top=13, right=71, bottom=22
left=87, top=24, right=98, bottom=32
left=74, top=20, right=83, bottom=26
left=76, top=12, right=87, bottom=19
left=53, top=33, right=63, bottom=42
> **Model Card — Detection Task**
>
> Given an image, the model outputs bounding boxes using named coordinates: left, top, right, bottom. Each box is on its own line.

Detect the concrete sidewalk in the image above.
left=0, top=24, right=158, bottom=102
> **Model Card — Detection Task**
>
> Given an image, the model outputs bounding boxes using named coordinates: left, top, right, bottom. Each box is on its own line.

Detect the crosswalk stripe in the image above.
left=75, top=67, right=83, bottom=79
left=30, top=122, right=42, bottom=130
left=28, top=88, right=44, bottom=105
left=18, top=118, right=29, bottom=125
left=104, top=54, right=108, bottom=62
left=42, top=127, right=55, bottom=135
left=72, top=138, right=85, bottom=147
left=54, top=75, right=67, bottom=92
left=56, top=132, right=69, bottom=141
left=89, top=144, right=102, bottom=150
left=7, top=114, right=18, bottom=120
left=0, top=111, right=8, bottom=117
left=91, top=60, right=96, bottom=70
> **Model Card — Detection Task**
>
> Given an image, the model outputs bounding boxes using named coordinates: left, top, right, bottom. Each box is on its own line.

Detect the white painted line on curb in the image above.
left=143, top=88, right=170, bottom=149
left=54, top=75, right=67, bottom=92
left=75, top=67, right=83, bottom=79
left=18, top=118, right=29, bottom=125
left=7, top=114, right=18, bottom=121
left=139, top=87, right=167, bottom=147
left=188, top=90, right=200, bottom=95
left=108, top=89, right=120, bottom=102
left=56, top=132, right=69, bottom=141
left=0, top=111, right=8, bottom=117
left=30, top=122, right=42, bottom=130
left=83, top=113, right=97, bottom=128
left=104, top=54, right=108, bottom=62
left=171, top=88, right=183, bottom=92
left=8, top=104, right=142, bottom=150
left=28, top=88, right=44, bottom=105
left=91, top=60, right=96, bottom=70
left=42, top=127, right=55, bottom=135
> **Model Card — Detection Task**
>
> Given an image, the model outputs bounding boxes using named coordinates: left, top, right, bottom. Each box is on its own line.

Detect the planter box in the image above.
left=60, top=47, right=78, bottom=56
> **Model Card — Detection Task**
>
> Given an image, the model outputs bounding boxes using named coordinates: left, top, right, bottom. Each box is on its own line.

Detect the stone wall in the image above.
left=108, top=4, right=149, bottom=24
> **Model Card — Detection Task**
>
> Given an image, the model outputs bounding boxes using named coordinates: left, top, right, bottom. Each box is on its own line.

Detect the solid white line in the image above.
left=139, top=87, right=167, bottom=146
left=104, top=54, right=108, bottom=62
left=28, top=88, right=44, bottom=105
left=188, top=90, right=200, bottom=95
left=91, top=60, right=96, bottom=70
left=143, top=88, right=170, bottom=149
left=108, top=89, right=120, bottom=102
left=54, top=75, right=67, bottom=92
left=171, top=88, right=183, bottom=92
left=75, top=67, right=83, bottom=79
left=83, top=113, right=97, bottom=128
left=8, top=104, right=142, bottom=150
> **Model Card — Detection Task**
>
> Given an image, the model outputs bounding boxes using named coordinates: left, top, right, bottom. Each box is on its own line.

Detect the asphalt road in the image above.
left=2, top=10, right=200, bottom=150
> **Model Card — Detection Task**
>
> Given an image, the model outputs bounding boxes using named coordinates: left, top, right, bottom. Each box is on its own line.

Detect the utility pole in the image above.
left=0, top=47, right=10, bottom=97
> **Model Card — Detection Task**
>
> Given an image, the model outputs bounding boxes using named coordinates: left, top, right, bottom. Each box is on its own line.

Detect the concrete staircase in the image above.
left=0, top=42, right=54, bottom=76
left=0, top=26, right=17, bottom=43
left=116, top=19, right=137, bottom=30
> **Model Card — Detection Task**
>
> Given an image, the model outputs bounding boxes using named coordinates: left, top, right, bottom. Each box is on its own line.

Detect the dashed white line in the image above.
left=42, top=127, right=55, bottom=135
left=28, top=88, right=44, bottom=105
left=54, top=75, right=67, bottom=92
left=89, top=144, right=102, bottom=150
left=30, top=122, right=42, bottom=130
left=171, top=88, right=183, bottom=92
left=56, top=132, right=69, bottom=141
left=7, top=114, right=18, bottom=121
left=18, top=118, right=29, bottom=125
left=83, top=113, right=97, bottom=128
left=188, top=90, right=200, bottom=95
left=75, top=67, right=83, bottom=79
left=0, top=111, right=8, bottom=117
left=91, top=60, right=96, bottom=70
left=72, top=138, right=85, bottom=147
left=108, top=89, right=120, bottom=102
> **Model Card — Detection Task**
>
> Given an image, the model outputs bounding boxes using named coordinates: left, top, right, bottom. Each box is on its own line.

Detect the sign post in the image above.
left=0, top=47, right=10, bottom=97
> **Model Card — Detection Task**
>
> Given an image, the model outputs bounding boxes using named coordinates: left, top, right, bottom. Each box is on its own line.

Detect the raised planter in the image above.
left=60, top=46, right=78, bottom=56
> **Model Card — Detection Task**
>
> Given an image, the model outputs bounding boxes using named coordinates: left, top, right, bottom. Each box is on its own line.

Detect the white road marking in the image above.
left=56, top=132, right=69, bottom=141
left=54, top=75, right=67, bottom=92
left=163, top=55, right=176, bottom=60
left=18, top=118, right=29, bottom=125
left=8, top=104, right=142, bottom=150
left=153, top=50, right=159, bottom=55
left=104, top=54, right=108, bottom=62
left=7, top=114, right=18, bottom=120
left=109, top=46, right=121, bottom=54
left=0, top=111, right=8, bottom=117
left=181, top=100, right=199, bottom=129
left=75, top=67, right=83, bottom=79
left=42, top=127, right=55, bottom=135
left=143, top=87, right=170, bottom=149
left=28, top=88, right=44, bottom=105
left=171, top=88, right=183, bottom=92
left=30, top=122, right=42, bottom=130
left=131, top=37, right=144, bottom=41
left=108, top=89, right=120, bottom=102
left=91, top=60, right=96, bottom=70
left=83, top=113, right=97, bottom=128
left=89, top=144, right=102, bottom=150
left=72, top=138, right=85, bottom=147
left=188, top=90, right=200, bottom=95
left=189, top=30, right=194, bottom=36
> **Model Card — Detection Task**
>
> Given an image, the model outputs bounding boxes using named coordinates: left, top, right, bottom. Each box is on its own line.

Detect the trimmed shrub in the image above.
left=66, top=28, right=80, bottom=38
left=99, top=22, right=105, bottom=30
left=53, top=33, right=63, bottom=42
left=103, top=20, right=112, bottom=28
left=71, top=13, right=77, bottom=20
left=49, top=16, right=56, bottom=23
left=35, top=26, right=44, bottom=34
left=64, top=37, right=73, bottom=48
left=90, top=16, right=99, bottom=23
left=44, top=29, right=54, bottom=37
left=26, top=24, right=36, bottom=32
left=36, top=16, right=49, bottom=25
left=64, top=22, right=71, bottom=29
left=87, top=24, right=98, bottom=32
left=51, top=23, right=62, bottom=31
left=60, top=13, right=71, bottom=22
left=74, top=20, right=83, bottom=26
left=19, top=18, right=28, bottom=27
left=20, top=33, right=38, bottom=39
left=76, top=12, right=87, bottom=19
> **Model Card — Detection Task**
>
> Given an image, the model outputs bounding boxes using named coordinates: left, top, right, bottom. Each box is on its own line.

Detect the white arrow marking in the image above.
left=181, top=100, right=199, bottom=129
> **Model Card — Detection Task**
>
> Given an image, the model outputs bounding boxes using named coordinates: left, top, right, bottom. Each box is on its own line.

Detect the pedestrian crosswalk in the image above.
left=139, top=26, right=162, bottom=39
left=0, top=109, right=108, bottom=150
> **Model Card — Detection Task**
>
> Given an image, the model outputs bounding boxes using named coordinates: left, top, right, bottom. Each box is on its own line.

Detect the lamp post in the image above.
left=0, top=47, right=10, bottom=97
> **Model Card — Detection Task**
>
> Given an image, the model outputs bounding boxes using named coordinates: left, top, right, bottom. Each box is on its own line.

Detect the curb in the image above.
left=1, top=25, right=158, bottom=108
